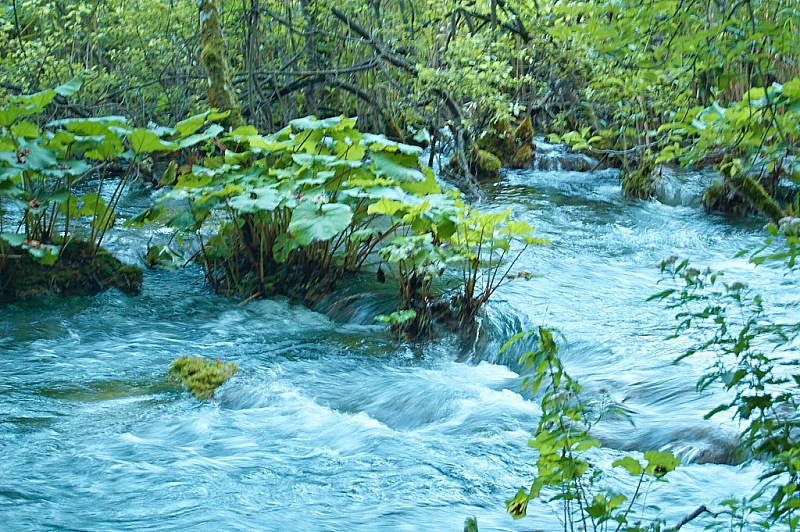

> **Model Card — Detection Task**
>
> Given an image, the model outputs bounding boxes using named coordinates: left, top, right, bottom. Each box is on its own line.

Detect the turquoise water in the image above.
left=1, top=165, right=787, bottom=530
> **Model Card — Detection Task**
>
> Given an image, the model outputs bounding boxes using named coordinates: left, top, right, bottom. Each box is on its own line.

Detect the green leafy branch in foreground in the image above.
left=651, top=228, right=800, bottom=529
left=503, top=328, right=685, bottom=532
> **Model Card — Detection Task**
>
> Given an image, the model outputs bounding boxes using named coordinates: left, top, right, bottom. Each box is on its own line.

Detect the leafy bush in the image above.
left=0, top=84, right=234, bottom=297
left=144, top=114, right=545, bottom=339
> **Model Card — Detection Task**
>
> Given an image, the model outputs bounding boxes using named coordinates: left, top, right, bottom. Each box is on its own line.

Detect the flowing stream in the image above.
left=1, top=155, right=792, bottom=531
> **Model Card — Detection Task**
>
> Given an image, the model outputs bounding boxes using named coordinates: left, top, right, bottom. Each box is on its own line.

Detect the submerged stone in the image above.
left=0, top=240, right=142, bottom=300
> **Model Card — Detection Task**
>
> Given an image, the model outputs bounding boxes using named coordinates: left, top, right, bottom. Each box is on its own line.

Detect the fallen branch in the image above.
left=666, top=505, right=709, bottom=531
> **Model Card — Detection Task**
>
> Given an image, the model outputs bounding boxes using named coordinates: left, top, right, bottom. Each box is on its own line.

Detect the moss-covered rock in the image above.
left=511, top=143, right=535, bottom=169
left=0, top=240, right=142, bottom=300
left=474, top=149, right=502, bottom=179
left=510, top=116, right=536, bottom=168
left=477, top=119, right=516, bottom=163
left=730, top=174, right=786, bottom=223
left=168, top=356, right=238, bottom=399
left=477, top=117, right=536, bottom=170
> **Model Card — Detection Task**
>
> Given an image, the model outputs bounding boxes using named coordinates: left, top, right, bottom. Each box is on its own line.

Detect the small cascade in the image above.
left=652, top=166, right=710, bottom=208
left=531, top=138, right=600, bottom=172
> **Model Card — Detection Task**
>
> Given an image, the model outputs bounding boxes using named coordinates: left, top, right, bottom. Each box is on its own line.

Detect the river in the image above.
left=1, top=154, right=790, bottom=530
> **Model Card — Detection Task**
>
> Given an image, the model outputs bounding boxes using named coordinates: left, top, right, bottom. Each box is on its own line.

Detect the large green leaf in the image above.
left=288, top=200, right=353, bottom=245
left=0, top=232, right=26, bottom=247
left=0, top=105, right=25, bottom=127
left=177, top=124, right=224, bottom=149
left=174, top=111, right=211, bottom=137
left=47, top=116, right=129, bottom=129
left=11, top=120, right=41, bottom=139
left=128, top=128, right=177, bottom=154
left=367, top=197, right=408, bottom=217
left=228, top=187, right=282, bottom=213
left=360, top=133, right=423, bottom=155
left=370, top=152, right=425, bottom=182
left=290, top=115, right=354, bottom=131
left=0, top=139, right=58, bottom=171
left=54, top=77, right=83, bottom=97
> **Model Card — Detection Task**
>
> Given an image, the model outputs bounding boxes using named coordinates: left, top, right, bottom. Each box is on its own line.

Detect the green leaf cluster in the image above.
left=132, top=113, right=544, bottom=338
left=502, top=328, right=678, bottom=531
left=654, top=246, right=800, bottom=528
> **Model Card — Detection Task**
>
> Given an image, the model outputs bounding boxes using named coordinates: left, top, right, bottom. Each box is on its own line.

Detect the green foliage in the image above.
left=535, top=0, right=800, bottom=211
left=652, top=231, right=800, bottom=528
left=504, top=328, right=680, bottom=531
left=0, top=84, right=225, bottom=263
left=143, top=114, right=544, bottom=339
left=168, top=356, right=238, bottom=400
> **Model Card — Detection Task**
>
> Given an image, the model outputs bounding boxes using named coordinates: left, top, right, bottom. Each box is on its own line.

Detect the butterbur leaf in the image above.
left=613, top=456, right=644, bottom=476
left=371, top=152, right=425, bottom=182
left=160, top=161, right=178, bottom=187
left=288, top=201, right=353, bottom=245
left=229, top=187, right=282, bottom=214
left=361, top=133, right=424, bottom=155
left=129, top=128, right=176, bottom=154
left=125, top=206, right=166, bottom=228
left=176, top=124, right=224, bottom=149
left=174, top=111, right=210, bottom=137
left=367, top=197, right=407, bottom=217
left=273, top=233, right=301, bottom=263
left=0, top=232, right=26, bottom=247
left=77, top=193, right=105, bottom=217
left=54, top=77, right=82, bottom=97
left=290, top=115, right=333, bottom=131
left=11, top=120, right=41, bottom=139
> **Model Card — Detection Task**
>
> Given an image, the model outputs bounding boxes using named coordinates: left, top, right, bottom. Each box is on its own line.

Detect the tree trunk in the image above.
left=197, top=0, right=245, bottom=128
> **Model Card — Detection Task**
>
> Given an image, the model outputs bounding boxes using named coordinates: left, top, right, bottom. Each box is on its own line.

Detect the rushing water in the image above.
left=0, top=158, right=792, bottom=531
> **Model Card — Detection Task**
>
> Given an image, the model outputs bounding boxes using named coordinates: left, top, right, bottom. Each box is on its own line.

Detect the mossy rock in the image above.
left=0, top=240, right=143, bottom=300
left=477, top=120, right=516, bottom=163
left=509, top=116, right=536, bottom=168
left=474, top=149, right=502, bottom=180
left=168, top=356, right=238, bottom=400
left=510, top=143, right=534, bottom=169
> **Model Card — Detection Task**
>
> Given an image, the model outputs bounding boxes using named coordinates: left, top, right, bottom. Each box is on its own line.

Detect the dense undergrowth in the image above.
left=2, top=1, right=800, bottom=530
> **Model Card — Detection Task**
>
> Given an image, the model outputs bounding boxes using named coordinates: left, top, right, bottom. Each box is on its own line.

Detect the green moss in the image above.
left=703, top=175, right=786, bottom=222
left=621, top=158, right=656, bottom=200
left=110, top=265, right=144, bottom=294
left=0, top=240, right=143, bottom=300
left=511, top=143, right=534, bottom=169
left=198, top=0, right=244, bottom=128
left=477, top=120, right=516, bottom=163
left=513, top=116, right=534, bottom=145
left=730, top=174, right=786, bottom=223
left=168, top=356, right=238, bottom=399
left=474, top=149, right=502, bottom=179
